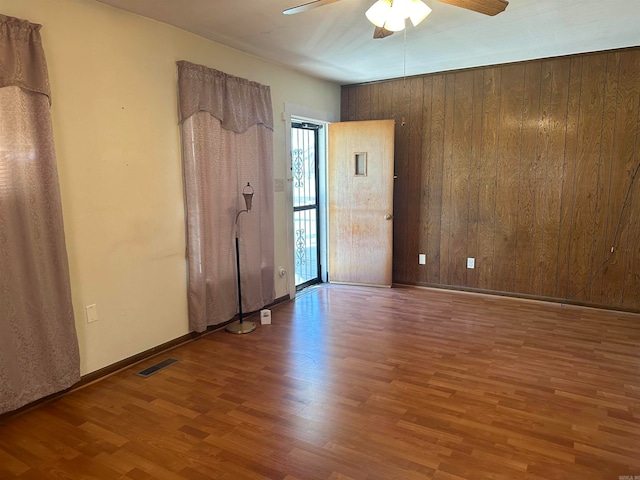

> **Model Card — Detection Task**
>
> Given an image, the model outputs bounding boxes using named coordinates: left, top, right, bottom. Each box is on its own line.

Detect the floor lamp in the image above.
left=226, top=182, right=257, bottom=334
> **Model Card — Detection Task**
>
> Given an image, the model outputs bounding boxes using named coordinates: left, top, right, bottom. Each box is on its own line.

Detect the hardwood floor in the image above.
left=2, top=284, right=640, bottom=479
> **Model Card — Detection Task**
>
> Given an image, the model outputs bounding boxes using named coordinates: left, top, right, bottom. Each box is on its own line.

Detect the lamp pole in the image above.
left=225, top=183, right=257, bottom=334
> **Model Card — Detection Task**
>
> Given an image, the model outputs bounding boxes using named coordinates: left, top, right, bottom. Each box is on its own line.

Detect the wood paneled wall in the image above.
left=341, top=48, right=640, bottom=311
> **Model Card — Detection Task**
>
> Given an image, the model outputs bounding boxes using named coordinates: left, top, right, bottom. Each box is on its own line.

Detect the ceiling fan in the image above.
left=283, top=0, right=508, bottom=39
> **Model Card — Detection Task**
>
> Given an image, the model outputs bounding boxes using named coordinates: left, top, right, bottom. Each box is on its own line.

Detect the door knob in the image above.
left=384, top=214, right=393, bottom=220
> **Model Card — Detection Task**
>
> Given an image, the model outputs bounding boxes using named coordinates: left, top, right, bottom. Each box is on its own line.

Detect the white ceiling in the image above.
left=96, top=0, right=640, bottom=85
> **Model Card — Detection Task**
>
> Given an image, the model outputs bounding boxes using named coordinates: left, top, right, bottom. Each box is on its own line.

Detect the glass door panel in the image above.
left=292, top=123, right=321, bottom=289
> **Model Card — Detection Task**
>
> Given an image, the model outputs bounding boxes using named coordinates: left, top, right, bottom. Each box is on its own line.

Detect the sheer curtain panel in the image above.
left=0, top=15, right=80, bottom=414
left=178, top=61, right=275, bottom=332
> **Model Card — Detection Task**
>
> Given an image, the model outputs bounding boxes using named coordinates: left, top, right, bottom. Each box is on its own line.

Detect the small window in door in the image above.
left=355, top=153, right=367, bottom=176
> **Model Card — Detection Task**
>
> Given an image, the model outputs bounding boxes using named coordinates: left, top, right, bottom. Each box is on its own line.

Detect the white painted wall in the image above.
left=1, top=0, right=341, bottom=374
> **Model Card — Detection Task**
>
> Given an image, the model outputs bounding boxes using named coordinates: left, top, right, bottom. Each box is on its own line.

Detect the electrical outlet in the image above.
left=86, top=304, right=98, bottom=323
left=467, top=258, right=475, bottom=269
left=419, top=254, right=426, bottom=265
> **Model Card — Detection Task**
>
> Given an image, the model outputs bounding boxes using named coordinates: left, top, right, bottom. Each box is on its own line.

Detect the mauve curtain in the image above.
left=0, top=15, right=80, bottom=414
left=177, top=61, right=275, bottom=332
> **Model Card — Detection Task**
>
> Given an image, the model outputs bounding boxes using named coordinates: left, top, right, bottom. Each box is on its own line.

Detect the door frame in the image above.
left=284, top=104, right=336, bottom=300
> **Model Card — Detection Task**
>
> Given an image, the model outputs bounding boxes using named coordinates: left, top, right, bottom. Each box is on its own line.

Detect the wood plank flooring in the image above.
left=2, top=284, right=640, bottom=479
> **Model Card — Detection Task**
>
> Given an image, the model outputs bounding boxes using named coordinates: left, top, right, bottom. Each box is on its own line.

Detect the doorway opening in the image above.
left=291, top=121, right=322, bottom=290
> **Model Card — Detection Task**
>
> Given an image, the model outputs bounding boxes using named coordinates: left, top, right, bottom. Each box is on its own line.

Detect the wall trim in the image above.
left=397, top=282, right=640, bottom=317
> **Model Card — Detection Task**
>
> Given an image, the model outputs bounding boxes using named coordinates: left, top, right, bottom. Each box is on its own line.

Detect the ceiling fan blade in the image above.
left=437, top=0, right=508, bottom=16
left=283, top=0, right=341, bottom=15
left=373, top=26, right=394, bottom=39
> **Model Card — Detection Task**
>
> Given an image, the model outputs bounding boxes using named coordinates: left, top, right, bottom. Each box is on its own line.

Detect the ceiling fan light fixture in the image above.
left=366, top=0, right=432, bottom=32
left=389, top=0, right=413, bottom=19
left=365, top=0, right=392, bottom=28
left=383, top=12, right=406, bottom=32
left=409, top=0, right=432, bottom=26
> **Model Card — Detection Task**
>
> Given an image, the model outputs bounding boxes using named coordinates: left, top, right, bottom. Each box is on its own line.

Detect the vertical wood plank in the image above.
left=591, top=53, right=619, bottom=303
left=355, top=84, right=372, bottom=121
left=555, top=57, right=583, bottom=300
left=341, top=87, right=350, bottom=121
left=348, top=85, right=358, bottom=120
left=419, top=76, right=433, bottom=283
left=492, top=64, right=524, bottom=292
left=427, top=75, right=446, bottom=284
left=514, top=62, right=542, bottom=294
left=448, top=71, right=474, bottom=286
left=477, top=67, right=501, bottom=291
left=405, top=77, right=425, bottom=282
left=393, top=79, right=411, bottom=282
left=439, top=74, right=456, bottom=285
left=530, top=60, right=553, bottom=295
left=378, top=81, right=394, bottom=120
left=370, top=83, right=381, bottom=120
left=539, top=58, right=571, bottom=299
left=466, top=69, right=484, bottom=289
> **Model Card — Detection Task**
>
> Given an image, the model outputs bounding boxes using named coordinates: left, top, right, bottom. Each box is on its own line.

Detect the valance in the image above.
left=0, top=15, right=50, bottom=101
left=177, top=60, right=273, bottom=133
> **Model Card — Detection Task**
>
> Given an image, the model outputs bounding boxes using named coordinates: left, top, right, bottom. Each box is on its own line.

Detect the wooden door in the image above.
left=328, top=120, right=395, bottom=287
